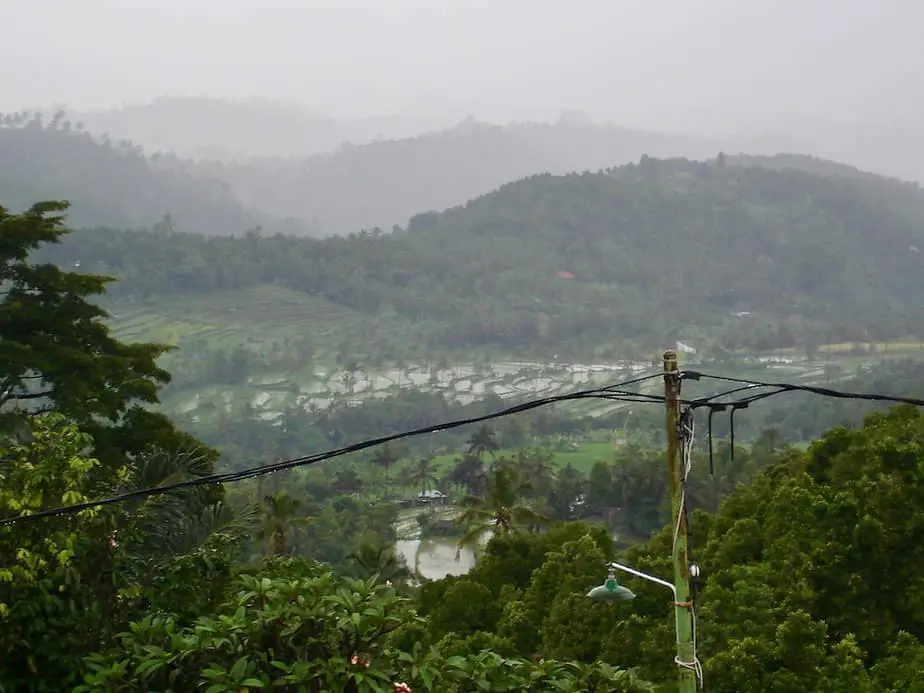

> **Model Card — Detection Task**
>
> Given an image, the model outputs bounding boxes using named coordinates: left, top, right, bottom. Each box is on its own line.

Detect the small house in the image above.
left=416, top=489, right=448, bottom=505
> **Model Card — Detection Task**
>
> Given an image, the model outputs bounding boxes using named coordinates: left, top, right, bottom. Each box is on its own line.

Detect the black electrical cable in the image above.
left=0, top=373, right=668, bottom=526
left=682, top=372, right=923, bottom=470
left=684, top=371, right=924, bottom=408
left=7, top=370, right=921, bottom=527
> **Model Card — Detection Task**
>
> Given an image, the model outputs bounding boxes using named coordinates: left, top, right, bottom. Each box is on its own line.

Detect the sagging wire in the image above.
left=1, top=373, right=670, bottom=526
left=683, top=378, right=789, bottom=474
left=685, top=371, right=924, bottom=408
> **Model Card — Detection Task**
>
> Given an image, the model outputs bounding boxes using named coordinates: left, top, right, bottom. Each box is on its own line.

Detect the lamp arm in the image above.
left=608, top=561, right=677, bottom=599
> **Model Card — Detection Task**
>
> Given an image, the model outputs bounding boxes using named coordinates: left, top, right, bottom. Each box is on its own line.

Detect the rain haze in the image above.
left=4, top=0, right=924, bottom=233
left=5, top=4, right=924, bottom=688
left=4, top=0, right=924, bottom=137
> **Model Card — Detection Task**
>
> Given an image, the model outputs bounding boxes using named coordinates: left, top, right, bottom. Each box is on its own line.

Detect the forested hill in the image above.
left=194, top=119, right=726, bottom=235
left=0, top=112, right=270, bottom=235
left=38, top=156, right=924, bottom=356
left=4, top=108, right=724, bottom=237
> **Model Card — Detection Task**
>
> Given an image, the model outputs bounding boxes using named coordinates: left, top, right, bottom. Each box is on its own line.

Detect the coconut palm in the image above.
left=517, top=446, right=557, bottom=500
left=116, top=446, right=261, bottom=558
left=370, top=444, right=400, bottom=497
left=450, top=453, right=484, bottom=496
left=172, top=500, right=262, bottom=555
left=455, top=462, right=548, bottom=559
left=348, top=538, right=412, bottom=584
left=408, top=455, right=440, bottom=495
left=466, top=424, right=500, bottom=465
left=257, top=491, right=311, bottom=557
left=101, top=447, right=265, bottom=606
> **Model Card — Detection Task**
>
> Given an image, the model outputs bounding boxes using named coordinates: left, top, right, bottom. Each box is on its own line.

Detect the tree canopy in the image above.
left=33, top=156, right=924, bottom=357
left=0, top=200, right=215, bottom=471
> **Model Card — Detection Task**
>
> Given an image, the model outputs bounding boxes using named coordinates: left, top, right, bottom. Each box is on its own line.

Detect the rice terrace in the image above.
left=105, top=284, right=924, bottom=428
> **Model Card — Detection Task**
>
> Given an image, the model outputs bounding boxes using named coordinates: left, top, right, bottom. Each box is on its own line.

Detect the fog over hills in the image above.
left=48, top=96, right=924, bottom=187
left=68, top=97, right=453, bottom=160
left=6, top=0, right=924, bottom=234
left=188, top=114, right=734, bottom=235
left=6, top=101, right=922, bottom=239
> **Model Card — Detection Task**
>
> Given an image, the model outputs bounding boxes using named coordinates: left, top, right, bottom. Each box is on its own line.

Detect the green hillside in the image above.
left=40, top=155, right=924, bottom=361
left=108, top=284, right=428, bottom=365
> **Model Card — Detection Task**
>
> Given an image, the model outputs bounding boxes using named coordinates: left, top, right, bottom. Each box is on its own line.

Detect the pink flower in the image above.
left=393, top=683, right=412, bottom=693
left=351, top=654, right=370, bottom=668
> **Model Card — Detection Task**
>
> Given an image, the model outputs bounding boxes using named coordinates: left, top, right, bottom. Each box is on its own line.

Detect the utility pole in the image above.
left=663, top=349, right=697, bottom=693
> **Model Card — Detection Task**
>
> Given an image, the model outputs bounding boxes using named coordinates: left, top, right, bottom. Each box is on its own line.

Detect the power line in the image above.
left=4, top=369, right=922, bottom=527
left=683, top=371, right=924, bottom=408
left=0, top=373, right=666, bottom=526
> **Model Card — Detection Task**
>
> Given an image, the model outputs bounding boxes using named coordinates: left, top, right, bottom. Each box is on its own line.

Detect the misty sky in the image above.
left=4, top=0, right=924, bottom=134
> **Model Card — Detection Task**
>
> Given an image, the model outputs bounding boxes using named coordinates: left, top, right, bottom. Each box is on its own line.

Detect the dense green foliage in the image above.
left=420, top=407, right=924, bottom=691
left=0, top=206, right=654, bottom=691
left=76, top=559, right=651, bottom=693
left=33, top=156, right=924, bottom=357
left=3, top=197, right=924, bottom=692
left=0, top=201, right=212, bottom=471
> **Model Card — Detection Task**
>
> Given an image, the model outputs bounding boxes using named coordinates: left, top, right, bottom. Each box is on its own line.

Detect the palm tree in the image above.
left=450, top=453, right=484, bottom=496
left=117, top=446, right=238, bottom=557
left=408, top=455, right=440, bottom=495
left=170, top=501, right=262, bottom=555
left=110, top=447, right=263, bottom=600
left=257, top=491, right=311, bottom=557
left=455, top=462, right=547, bottom=559
left=466, top=424, right=500, bottom=467
left=517, top=447, right=557, bottom=501
left=348, top=538, right=412, bottom=584
left=370, top=444, right=399, bottom=497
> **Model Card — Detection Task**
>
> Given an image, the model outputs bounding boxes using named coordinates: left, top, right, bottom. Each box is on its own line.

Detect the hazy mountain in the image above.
left=193, top=117, right=733, bottom=235
left=728, top=118, right=924, bottom=185
left=68, top=97, right=451, bottom=160
left=0, top=111, right=267, bottom=234
left=11, top=101, right=923, bottom=244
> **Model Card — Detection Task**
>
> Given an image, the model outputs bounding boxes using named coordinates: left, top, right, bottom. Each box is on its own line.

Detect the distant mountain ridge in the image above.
left=190, top=118, right=733, bottom=235
left=69, top=97, right=450, bottom=159
left=8, top=101, right=923, bottom=242
left=0, top=112, right=270, bottom=234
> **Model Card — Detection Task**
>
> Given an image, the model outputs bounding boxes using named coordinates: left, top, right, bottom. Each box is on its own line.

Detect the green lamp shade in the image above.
left=587, top=578, right=636, bottom=602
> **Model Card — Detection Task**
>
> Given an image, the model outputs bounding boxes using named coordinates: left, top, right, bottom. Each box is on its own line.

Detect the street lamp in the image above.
left=587, top=560, right=676, bottom=602
left=588, top=560, right=701, bottom=693
left=586, top=563, right=637, bottom=603
left=591, top=351, right=703, bottom=692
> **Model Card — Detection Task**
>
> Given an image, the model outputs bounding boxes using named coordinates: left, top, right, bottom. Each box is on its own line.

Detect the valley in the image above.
left=6, top=94, right=924, bottom=690
left=104, top=285, right=924, bottom=425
